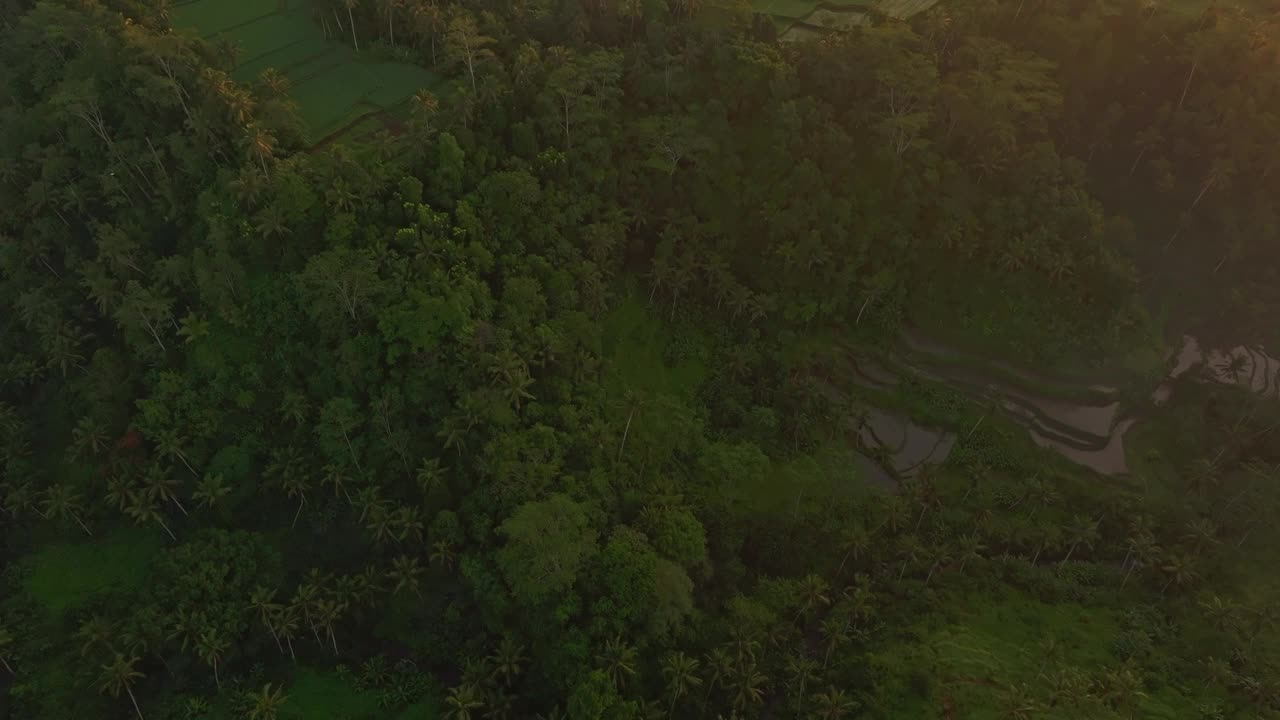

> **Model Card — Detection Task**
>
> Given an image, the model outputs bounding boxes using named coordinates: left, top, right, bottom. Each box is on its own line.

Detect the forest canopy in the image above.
left=2, top=0, right=1279, bottom=718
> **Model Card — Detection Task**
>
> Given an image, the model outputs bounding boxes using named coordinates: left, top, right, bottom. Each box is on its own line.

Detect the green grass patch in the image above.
left=284, top=668, right=379, bottom=720
left=931, top=592, right=1121, bottom=681
left=879, top=589, right=1225, bottom=720
left=602, top=295, right=707, bottom=401
left=24, top=526, right=162, bottom=616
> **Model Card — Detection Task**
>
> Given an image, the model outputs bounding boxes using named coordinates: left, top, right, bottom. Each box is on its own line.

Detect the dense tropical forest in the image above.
left=3, top=0, right=1280, bottom=718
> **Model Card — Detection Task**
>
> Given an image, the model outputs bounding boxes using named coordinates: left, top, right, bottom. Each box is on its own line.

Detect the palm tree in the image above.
left=124, top=492, right=177, bottom=540
left=320, top=464, right=354, bottom=503
left=445, top=682, right=484, bottom=720
left=725, top=629, right=760, bottom=666
left=41, top=483, right=93, bottom=535
left=249, top=586, right=284, bottom=652
left=1160, top=553, right=1199, bottom=593
left=1039, top=666, right=1090, bottom=708
left=488, top=636, right=526, bottom=687
left=71, top=416, right=110, bottom=457
left=812, top=686, right=857, bottom=719
left=836, top=525, right=871, bottom=575
left=279, top=391, right=308, bottom=425
left=78, top=615, right=116, bottom=657
left=392, top=506, right=424, bottom=543
left=255, top=206, right=291, bottom=240
left=195, top=629, right=229, bottom=689
left=1182, top=518, right=1220, bottom=556
left=271, top=460, right=310, bottom=529
left=315, top=598, right=344, bottom=654
left=0, top=625, right=15, bottom=673
left=484, top=686, right=514, bottom=720
left=906, top=474, right=942, bottom=531
left=1061, top=515, right=1100, bottom=564
left=244, top=124, right=277, bottom=176
left=155, top=431, right=197, bottom=476
left=1245, top=602, right=1279, bottom=649
left=416, top=457, right=445, bottom=496
left=1030, top=526, right=1062, bottom=565
left=99, top=654, right=146, bottom=720
left=387, top=554, right=425, bottom=598
left=364, top=503, right=396, bottom=545
left=896, top=535, right=925, bottom=580
left=1121, top=533, right=1160, bottom=589
left=595, top=636, right=638, bottom=689
left=794, top=573, right=831, bottom=620
left=841, top=575, right=877, bottom=624
left=783, top=655, right=818, bottom=712
left=230, top=169, right=266, bottom=210
left=923, top=544, right=953, bottom=586
left=1020, top=474, right=1060, bottom=519
left=703, top=647, right=733, bottom=708
left=819, top=617, right=849, bottom=669
left=1198, top=595, right=1240, bottom=634
left=1184, top=456, right=1221, bottom=500
left=143, top=466, right=188, bottom=516
left=256, top=68, right=290, bottom=99
left=272, top=606, right=300, bottom=661
left=956, top=533, right=986, bottom=575
left=727, top=662, right=766, bottom=714
left=192, top=473, right=231, bottom=510
left=166, top=609, right=201, bottom=653
left=431, top=539, right=457, bottom=570
left=1100, top=664, right=1147, bottom=716
left=661, top=651, right=701, bottom=712
left=412, top=89, right=440, bottom=133
left=998, top=682, right=1042, bottom=720
left=246, top=683, right=289, bottom=720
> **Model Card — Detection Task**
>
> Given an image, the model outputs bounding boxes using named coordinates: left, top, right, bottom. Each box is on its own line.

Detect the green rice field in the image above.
left=171, top=0, right=443, bottom=142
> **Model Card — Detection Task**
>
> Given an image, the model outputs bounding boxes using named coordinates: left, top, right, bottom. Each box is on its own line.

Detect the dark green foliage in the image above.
left=2, top=0, right=1280, bottom=718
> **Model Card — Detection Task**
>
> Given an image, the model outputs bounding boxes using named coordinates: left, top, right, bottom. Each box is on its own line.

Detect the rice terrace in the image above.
left=762, top=0, right=939, bottom=40
left=171, top=0, right=444, bottom=142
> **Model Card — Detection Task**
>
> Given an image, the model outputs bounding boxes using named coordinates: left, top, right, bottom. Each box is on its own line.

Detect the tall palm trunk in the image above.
left=127, top=685, right=145, bottom=720
left=72, top=511, right=93, bottom=536
left=1062, top=542, right=1079, bottom=564
left=347, top=5, right=359, bottom=51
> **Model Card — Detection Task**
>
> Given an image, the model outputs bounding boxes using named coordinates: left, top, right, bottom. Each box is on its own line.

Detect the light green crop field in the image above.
left=170, top=0, right=272, bottom=34
left=171, top=0, right=442, bottom=143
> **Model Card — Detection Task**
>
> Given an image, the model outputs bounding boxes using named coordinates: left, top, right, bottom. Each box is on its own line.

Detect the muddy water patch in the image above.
left=1155, top=336, right=1280, bottom=405
left=859, top=407, right=955, bottom=482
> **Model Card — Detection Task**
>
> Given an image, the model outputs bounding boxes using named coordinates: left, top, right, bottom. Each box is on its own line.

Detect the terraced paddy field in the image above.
left=764, top=0, right=939, bottom=41
left=171, top=0, right=443, bottom=143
